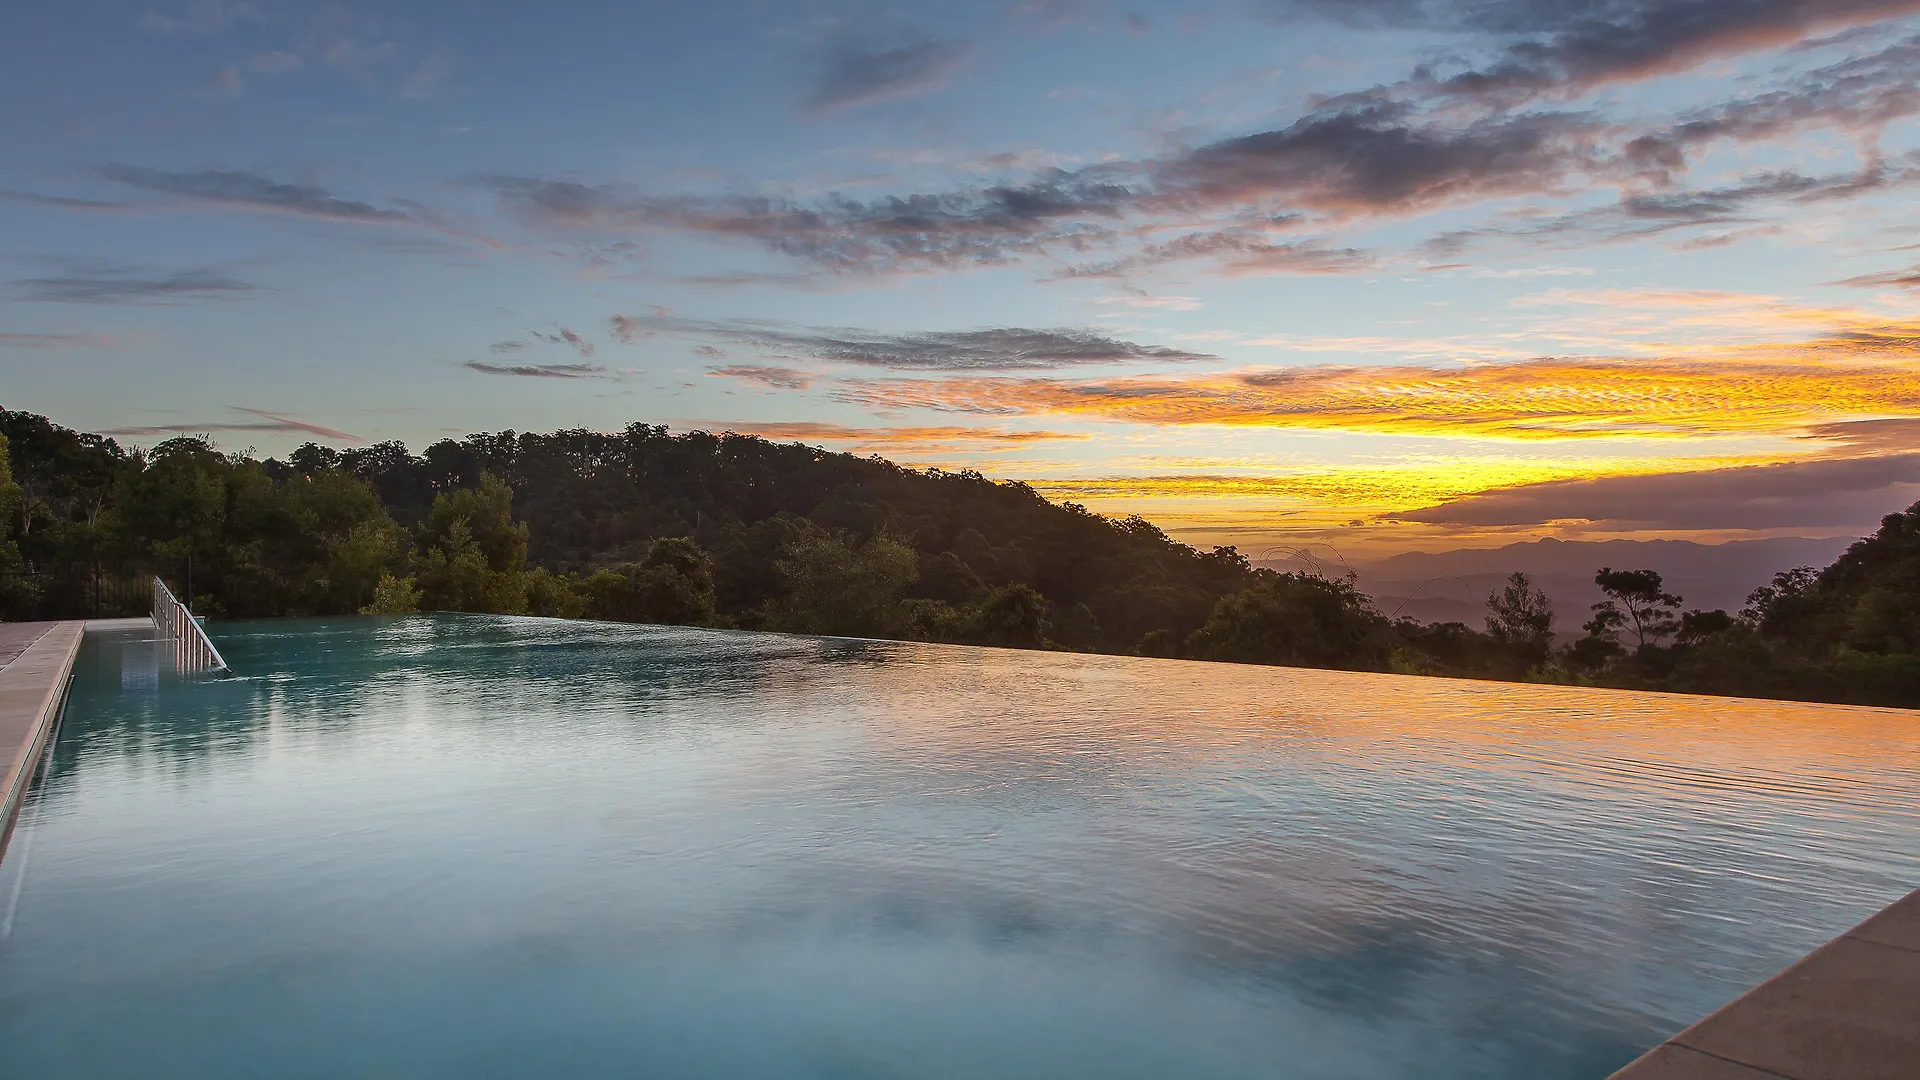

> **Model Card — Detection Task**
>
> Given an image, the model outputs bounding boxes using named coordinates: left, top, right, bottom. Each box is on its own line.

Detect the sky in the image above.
left=5, top=0, right=1920, bottom=558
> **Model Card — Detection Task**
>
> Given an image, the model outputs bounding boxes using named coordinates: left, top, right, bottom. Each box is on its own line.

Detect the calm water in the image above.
left=1, top=616, right=1916, bottom=1079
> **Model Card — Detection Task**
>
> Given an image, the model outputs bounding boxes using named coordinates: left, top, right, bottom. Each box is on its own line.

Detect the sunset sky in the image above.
left=5, top=0, right=1920, bottom=555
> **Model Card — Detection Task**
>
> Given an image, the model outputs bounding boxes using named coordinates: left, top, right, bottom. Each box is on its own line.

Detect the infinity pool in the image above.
left=1, top=615, right=1915, bottom=1078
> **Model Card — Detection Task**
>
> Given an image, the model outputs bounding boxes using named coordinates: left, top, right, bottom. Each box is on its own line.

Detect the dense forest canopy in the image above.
left=2, top=407, right=1914, bottom=709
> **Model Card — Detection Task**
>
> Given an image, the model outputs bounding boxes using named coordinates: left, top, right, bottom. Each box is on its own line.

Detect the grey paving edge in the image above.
left=1608, top=888, right=1920, bottom=1080
left=0, top=621, right=85, bottom=859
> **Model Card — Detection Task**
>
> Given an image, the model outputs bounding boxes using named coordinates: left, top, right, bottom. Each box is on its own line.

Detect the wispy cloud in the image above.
left=530, top=326, right=596, bottom=357
left=1426, top=158, right=1920, bottom=256
left=102, top=407, right=358, bottom=442
left=631, top=316, right=1220, bottom=370
left=98, top=164, right=415, bottom=225
left=462, top=361, right=607, bottom=379
left=12, top=265, right=259, bottom=304
left=803, top=39, right=973, bottom=113
left=707, top=365, right=813, bottom=390
left=1833, top=265, right=1920, bottom=289
left=689, top=420, right=1088, bottom=451
left=1273, top=0, right=1920, bottom=101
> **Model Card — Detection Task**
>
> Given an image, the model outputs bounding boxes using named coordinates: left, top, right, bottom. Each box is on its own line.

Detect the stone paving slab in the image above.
left=1611, top=888, right=1920, bottom=1080
left=0, top=621, right=54, bottom=670
left=0, top=621, right=84, bottom=856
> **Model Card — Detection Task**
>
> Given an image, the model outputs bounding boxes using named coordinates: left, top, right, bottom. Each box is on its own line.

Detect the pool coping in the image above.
left=0, top=621, right=86, bottom=861
left=1607, top=886, right=1920, bottom=1080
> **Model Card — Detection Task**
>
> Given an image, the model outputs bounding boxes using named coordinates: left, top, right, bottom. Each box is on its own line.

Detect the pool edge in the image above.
left=1608, top=886, right=1920, bottom=1080
left=0, top=621, right=86, bottom=862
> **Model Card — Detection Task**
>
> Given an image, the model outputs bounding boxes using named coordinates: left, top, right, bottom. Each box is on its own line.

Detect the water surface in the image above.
left=1, top=615, right=1915, bottom=1079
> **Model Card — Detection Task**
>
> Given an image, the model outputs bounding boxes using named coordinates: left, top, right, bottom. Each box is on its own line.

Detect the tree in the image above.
left=0, top=435, right=29, bottom=616
left=1484, top=571, right=1554, bottom=674
left=585, top=536, right=717, bottom=626
left=361, top=573, right=422, bottom=615
left=1675, top=608, right=1735, bottom=646
left=968, top=583, right=1052, bottom=648
left=0, top=434, right=20, bottom=569
left=1593, top=567, right=1683, bottom=650
left=326, top=518, right=407, bottom=612
left=414, top=474, right=531, bottom=614
left=764, top=531, right=918, bottom=638
left=1563, top=603, right=1627, bottom=677
left=1185, top=573, right=1389, bottom=671
left=1742, top=566, right=1818, bottom=635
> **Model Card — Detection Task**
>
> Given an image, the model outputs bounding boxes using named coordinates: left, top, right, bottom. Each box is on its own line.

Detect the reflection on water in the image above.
left=1, top=614, right=1915, bottom=1080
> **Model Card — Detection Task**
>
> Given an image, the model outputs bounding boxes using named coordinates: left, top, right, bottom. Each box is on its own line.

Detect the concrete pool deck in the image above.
left=0, top=621, right=86, bottom=856
left=1608, top=886, right=1920, bottom=1079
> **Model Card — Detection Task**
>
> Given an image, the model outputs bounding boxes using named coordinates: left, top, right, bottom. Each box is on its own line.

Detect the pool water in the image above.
left=1, top=615, right=1915, bottom=1079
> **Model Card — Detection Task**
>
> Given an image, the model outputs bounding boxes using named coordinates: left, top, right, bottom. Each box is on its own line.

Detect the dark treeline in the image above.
left=2, top=408, right=1914, bottom=709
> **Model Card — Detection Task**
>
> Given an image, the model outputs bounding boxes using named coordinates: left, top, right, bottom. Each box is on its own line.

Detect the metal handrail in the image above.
left=152, top=576, right=229, bottom=673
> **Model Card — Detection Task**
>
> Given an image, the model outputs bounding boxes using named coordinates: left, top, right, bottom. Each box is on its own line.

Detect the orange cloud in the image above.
left=837, top=335, right=1920, bottom=442
left=689, top=420, right=1087, bottom=453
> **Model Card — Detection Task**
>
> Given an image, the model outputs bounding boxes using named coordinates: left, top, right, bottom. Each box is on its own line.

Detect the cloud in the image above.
left=0, top=332, right=115, bottom=348
left=645, top=318, right=1220, bottom=371
left=1147, top=102, right=1605, bottom=217
left=102, top=407, right=358, bottom=442
left=1427, top=159, right=1920, bottom=255
left=98, top=165, right=417, bottom=226
left=471, top=14, right=1920, bottom=281
left=1799, top=417, right=1920, bottom=452
left=478, top=101, right=1597, bottom=276
left=1622, top=33, right=1920, bottom=175
left=479, top=170, right=1133, bottom=273
left=1400, top=453, right=1920, bottom=530
left=1275, top=0, right=1920, bottom=100
left=607, top=308, right=672, bottom=344
left=490, top=340, right=529, bottom=354
left=1067, top=231, right=1373, bottom=277
left=1, top=191, right=135, bottom=212
left=688, top=421, right=1087, bottom=451
left=531, top=326, right=596, bottom=357
left=833, top=341, right=1920, bottom=441
left=12, top=266, right=258, bottom=304
left=462, top=361, right=606, bottom=378
left=707, top=365, right=813, bottom=390
left=1833, top=265, right=1920, bottom=289
left=803, top=39, right=973, bottom=113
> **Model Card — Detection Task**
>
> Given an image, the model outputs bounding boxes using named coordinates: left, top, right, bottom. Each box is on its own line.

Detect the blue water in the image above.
left=1, top=615, right=1915, bottom=1079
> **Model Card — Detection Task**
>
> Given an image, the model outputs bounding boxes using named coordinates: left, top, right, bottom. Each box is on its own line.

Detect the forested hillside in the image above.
left=2, top=407, right=1914, bottom=709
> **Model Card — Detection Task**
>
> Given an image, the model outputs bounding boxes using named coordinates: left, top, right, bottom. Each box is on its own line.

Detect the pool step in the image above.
left=1609, top=887, right=1920, bottom=1080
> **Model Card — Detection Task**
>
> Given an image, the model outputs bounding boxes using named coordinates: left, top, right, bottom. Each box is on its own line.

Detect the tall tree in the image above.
left=1592, top=567, right=1683, bottom=650
left=1484, top=571, right=1554, bottom=674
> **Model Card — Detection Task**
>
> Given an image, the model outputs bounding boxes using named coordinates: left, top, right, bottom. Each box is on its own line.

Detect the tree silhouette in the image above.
left=1592, top=567, right=1683, bottom=650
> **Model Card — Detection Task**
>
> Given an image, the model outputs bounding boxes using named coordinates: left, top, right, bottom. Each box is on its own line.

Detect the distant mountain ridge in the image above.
left=1267, top=536, right=1860, bottom=630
